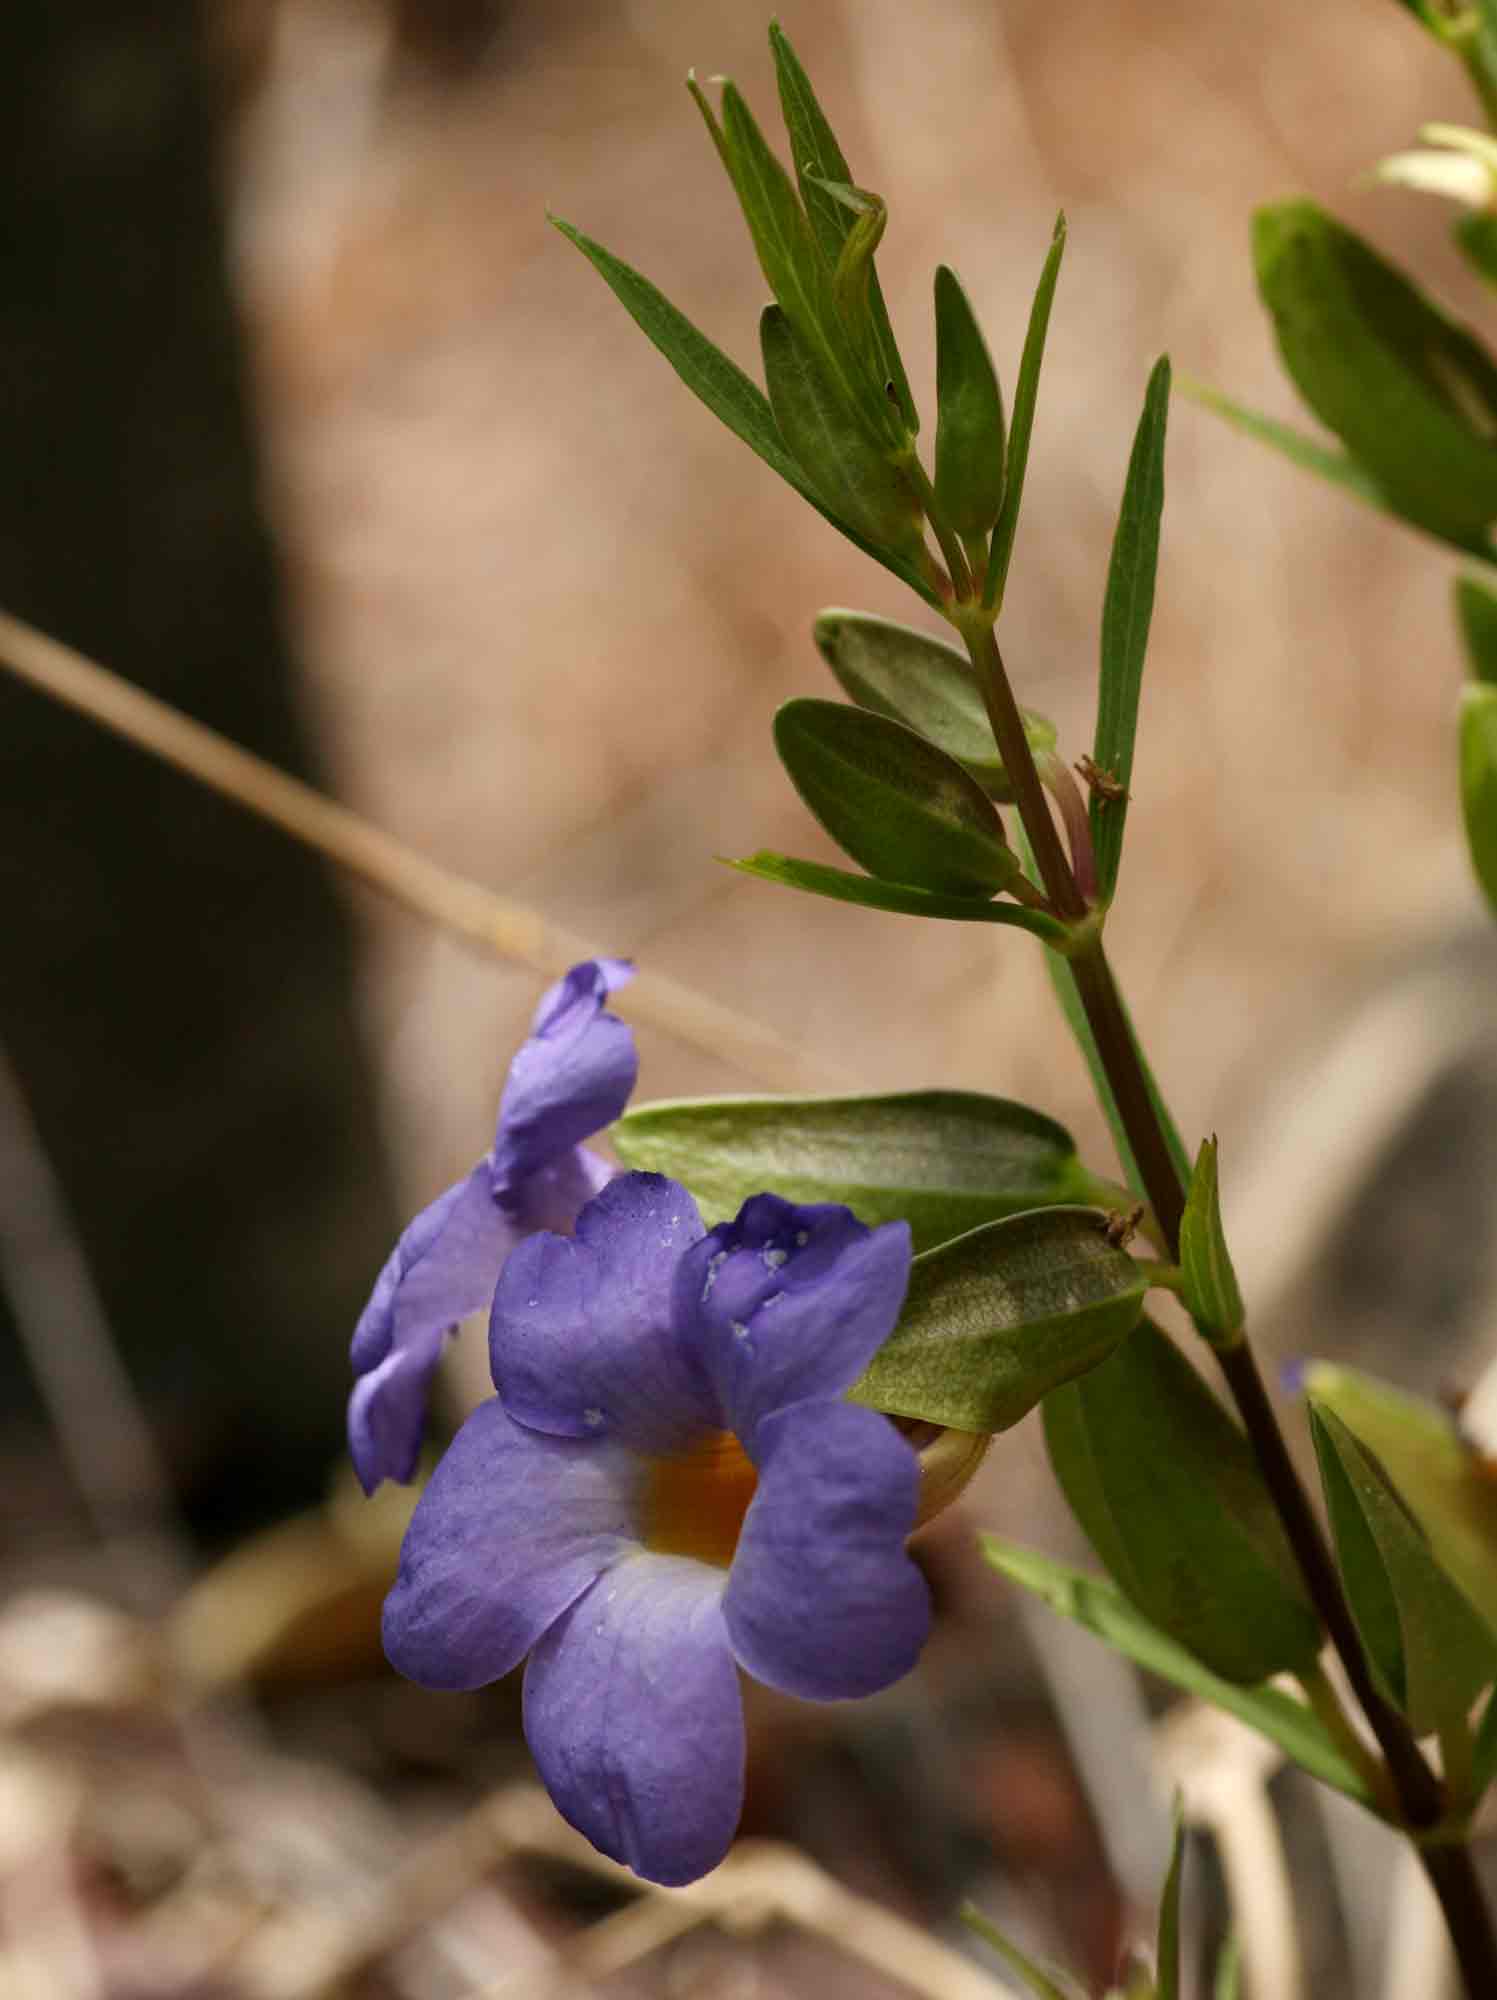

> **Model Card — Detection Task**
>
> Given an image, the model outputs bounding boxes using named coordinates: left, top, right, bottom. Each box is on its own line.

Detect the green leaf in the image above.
left=1156, top=1806, right=1185, bottom=2000
left=1213, top=1937, right=1243, bottom=2000
left=706, top=77, right=895, bottom=446
left=984, top=214, right=1066, bottom=611
left=1472, top=1689, right=1497, bottom=1799
left=1310, top=1404, right=1497, bottom=1734
left=549, top=217, right=939, bottom=607
left=1302, top=1363, right=1497, bottom=1648
left=1178, top=1136, right=1244, bottom=1344
left=760, top=308, right=924, bottom=557
left=1182, top=375, right=1494, bottom=563
left=1090, top=356, right=1170, bottom=904
left=767, top=20, right=918, bottom=432
left=727, top=851, right=1068, bottom=940
left=934, top=265, right=1007, bottom=539
left=813, top=609, right=1055, bottom=800
left=1044, top=1321, right=1322, bottom=1682
left=1253, top=200, right=1497, bottom=547
left=1456, top=212, right=1497, bottom=293
left=772, top=697, right=1019, bottom=896
left=1462, top=683, right=1497, bottom=914
left=851, top=1207, right=1149, bottom=1432
left=806, top=177, right=888, bottom=377
left=610, top=1089, right=1104, bottom=1251
left=1457, top=575, right=1497, bottom=685
left=961, top=1906, right=1081, bottom=2000
left=980, top=1539, right=1374, bottom=1806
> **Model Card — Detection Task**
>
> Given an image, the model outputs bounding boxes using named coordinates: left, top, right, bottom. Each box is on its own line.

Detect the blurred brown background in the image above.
left=1, top=1, right=1495, bottom=1993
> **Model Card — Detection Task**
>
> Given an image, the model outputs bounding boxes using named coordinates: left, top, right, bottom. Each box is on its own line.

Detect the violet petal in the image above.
left=492, top=959, right=637, bottom=1189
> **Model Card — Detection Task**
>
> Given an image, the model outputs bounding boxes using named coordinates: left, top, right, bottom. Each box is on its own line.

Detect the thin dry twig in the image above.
left=0, top=609, right=852, bottom=1092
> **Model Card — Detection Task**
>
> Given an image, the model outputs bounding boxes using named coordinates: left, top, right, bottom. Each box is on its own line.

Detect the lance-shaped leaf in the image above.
left=611, top=1090, right=1107, bottom=1251
left=768, top=20, right=918, bottom=432
left=814, top=609, right=1055, bottom=800
left=726, top=851, right=1067, bottom=941
left=1303, top=1363, right=1497, bottom=1646
left=760, top=308, right=925, bottom=557
left=550, top=219, right=940, bottom=607
left=1254, top=201, right=1497, bottom=546
left=695, top=77, right=898, bottom=447
left=850, top=1207, right=1149, bottom=1432
left=1310, top=1404, right=1497, bottom=1734
left=772, top=697, right=1019, bottom=896
left=1045, top=1321, right=1321, bottom=1682
left=980, top=1539, right=1373, bottom=1805
left=962, top=1907, right=1081, bottom=2000
left=1179, top=1136, right=1244, bottom=1344
left=934, top=265, right=1006, bottom=539
left=1463, top=682, right=1497, bottom=914
left=1458, top=574, right=1497, bottom=684
left=1090, top=356, right=1170, bottom=904
left=984, top=214, right=1067, bottom=611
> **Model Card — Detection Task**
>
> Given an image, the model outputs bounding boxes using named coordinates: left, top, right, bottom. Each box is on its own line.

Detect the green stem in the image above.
left=903, top=456, right=973, bottom=603
left=961, top=630, right=1497, bottom=1996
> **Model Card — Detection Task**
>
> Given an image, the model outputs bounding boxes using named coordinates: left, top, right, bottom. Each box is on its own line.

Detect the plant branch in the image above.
left=961, top=622, right=1085, bottom=919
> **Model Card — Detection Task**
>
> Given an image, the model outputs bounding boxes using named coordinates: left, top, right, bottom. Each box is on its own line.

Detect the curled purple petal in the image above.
left=490, top=1174, right=714, bottom=1453
left=505, top=1143, right=616, bottom=1235
left=382, top=1399, right=641, bottom=1691
left=492, top=960, right=637, bottom=1191
left=524, top=1555, right=743, bottom=1885
left=675, top=1196, right=912, bottom=1449
left=723, top=1400, right=929, bottom=1700
left=349, top=1166, right=518, bottom=1492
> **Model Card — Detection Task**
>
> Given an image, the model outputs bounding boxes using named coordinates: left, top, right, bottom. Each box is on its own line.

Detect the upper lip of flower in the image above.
left=346, top=957, right=637, bottom=1495
left=380, top=1171, right=931, bottom=1887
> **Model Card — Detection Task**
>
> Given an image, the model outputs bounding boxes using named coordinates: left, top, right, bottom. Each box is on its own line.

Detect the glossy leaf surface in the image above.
left=727, top=851, right=1066, bottom=940
left=934, top=264, right=1006, bottom=538
left=611, top=1090, right=1100, bottom=1250
left=984, top=215, right=1066, bottom=611
left=1311, top=1404, right=1497, bottom=1734
left=851, top=1207, right=1148, bottom=1432
left=1254, top=200, right=1497, bottom=546
left=980, top=1539, right=1373, bottom=1806
left=1179, top=1137, right=1244, bottom=1343
left=814, top=609, right=1054, bottom=799
left=1045, top=1321, right=1321, bottom=1682
left=773, top=697, right=1018, bottom=896
left=1090, top=356, right=1170, bottom=903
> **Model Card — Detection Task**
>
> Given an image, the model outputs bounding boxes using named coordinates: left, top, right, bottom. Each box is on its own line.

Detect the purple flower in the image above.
left=349, top=958, right=637, bottom=1494
left=382, top=1173, right=930, bottom=1886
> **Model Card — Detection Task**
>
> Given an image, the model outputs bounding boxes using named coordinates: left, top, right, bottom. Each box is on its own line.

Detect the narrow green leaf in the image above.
left=1310, top=1404, right=1497, bottom=1733
left=760, top=308, right=924, bottom=557
left=1178, top=1136, right=1245, bottom=1343
left=727, top=851, right=1067, bottom=940
left=549, top=217, right=939, bottom=606
left=1213, top=1937, right=1243, bottom=2000
left=1457, top=575, right=1497, bottom=685
left=715, top=78, right=894, bottom=444
left=851, top=1207, right=1149, bottom=1432
left=1302, top=1363, right=1497, bottom=1648
left=979, top=1539, right=1374, bottom=1806
left=1254, top=200, right=1497, bottom=546
left=934, top=265, right=1007, bottom=538
left=611, top=1090, right=1102, bottom=1250
left=767, top=20, right=918, bottom=431
left=1472, top=1689, right=1497, bottom=1799
left=1456, top=212, right=1497, bottom=292
left=1462, top=683, right=1497, bottom=913
left=961, top=1906, right=1081, bottom=2000
left=805, top=176, right=888, bottom=373
left=1156, top=1806, right=1185, bottom=2000
left=772, top=697, right=1018, bottom=896
left=1044, top=1321, right=1322, bottom=1682
left=1090, top=357, right=1170, bottom=904
left=813, top=609, right=1055, bottom=800
left=983, top=214, right=1066, bottom=611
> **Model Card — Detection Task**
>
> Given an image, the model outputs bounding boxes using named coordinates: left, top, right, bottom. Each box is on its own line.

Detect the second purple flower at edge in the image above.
left=383, top=1171, right=931, bottom=1887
